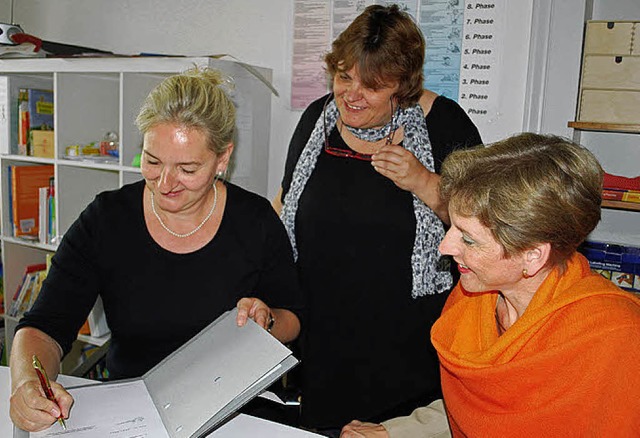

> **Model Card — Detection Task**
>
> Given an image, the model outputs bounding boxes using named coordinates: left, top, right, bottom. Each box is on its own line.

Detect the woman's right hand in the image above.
left=10, top=378, right=73, bottom=432
left=340, top=420, right=390, bottom=437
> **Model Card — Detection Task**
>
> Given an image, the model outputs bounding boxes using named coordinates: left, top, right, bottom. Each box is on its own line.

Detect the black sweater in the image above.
left=19, top=181, right=303, bottom=380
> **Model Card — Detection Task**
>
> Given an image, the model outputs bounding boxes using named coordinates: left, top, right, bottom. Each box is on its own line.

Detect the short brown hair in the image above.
left=325, top=4, right=425, bottom=108
left=440, top=133, right=604, bottom=269
left=135, top=66, right=236, bottom=155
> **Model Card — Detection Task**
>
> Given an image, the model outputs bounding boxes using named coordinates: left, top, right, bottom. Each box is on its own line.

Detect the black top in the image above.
left=18, top=181, right=303, bottom=380
left=282, top=94, right=481, bottom=428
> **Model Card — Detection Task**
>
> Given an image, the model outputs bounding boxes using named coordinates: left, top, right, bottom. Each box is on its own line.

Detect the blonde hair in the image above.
left=440, top=133, right=604, bottom=270
left=135, top=66, right=236, bottom=155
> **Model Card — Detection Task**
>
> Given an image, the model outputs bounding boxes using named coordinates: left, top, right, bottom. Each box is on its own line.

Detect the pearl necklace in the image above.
left=150, top=183, right=218, bottom=238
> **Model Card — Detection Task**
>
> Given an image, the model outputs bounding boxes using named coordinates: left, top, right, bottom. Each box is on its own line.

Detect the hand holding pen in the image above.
left=32, top=355, right=67, bottom=430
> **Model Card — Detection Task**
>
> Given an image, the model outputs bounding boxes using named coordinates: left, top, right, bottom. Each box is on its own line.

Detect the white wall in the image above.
left=0, top=0, right=13, bottom=23
left=523, top=0, right=587, bottom=137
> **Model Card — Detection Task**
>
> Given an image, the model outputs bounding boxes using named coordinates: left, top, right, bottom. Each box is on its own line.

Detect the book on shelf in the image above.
left=36, top=179, right=56, bottom=244
left=16, top=88, right=54, bottom=157
left=9, top=165, right=55, bottom=239
left=38, top=186, right=49, bottom=244
left=17, top=88, right=29, bottom=155
left=0, top=76, right=52, bottom=155
left=602, top=188, right=640, bottom=204
left=26, top=88, right=54, bottom=158
left=16, top=272, right=38, bottom=316
left=48, top=176, right=56, bottom=243
left=603, top=173, right=640, bottom=192
left=7, top=263, right=47, bottom=318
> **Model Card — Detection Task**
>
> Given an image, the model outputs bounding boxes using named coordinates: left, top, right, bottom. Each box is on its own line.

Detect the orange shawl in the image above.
left=431, top=253, right=640, bottom=437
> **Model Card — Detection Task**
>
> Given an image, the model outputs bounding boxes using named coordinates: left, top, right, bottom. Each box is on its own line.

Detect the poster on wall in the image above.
left=291, top=0, right=514, bottom=140
left=291, top=1, right=332, bottom=110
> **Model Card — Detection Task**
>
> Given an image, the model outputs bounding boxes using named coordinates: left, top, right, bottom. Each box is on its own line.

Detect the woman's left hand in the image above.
left=236, top=297, right=272, bottom=329
left=340, top=420, right=389, bottom=438
left=372, top=144, right=433, bottom=194
left=372, top=144, right=449, bottom=224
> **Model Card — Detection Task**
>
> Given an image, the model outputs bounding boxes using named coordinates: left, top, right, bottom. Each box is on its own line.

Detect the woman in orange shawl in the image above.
left=341, top=133, right=640, bottom=437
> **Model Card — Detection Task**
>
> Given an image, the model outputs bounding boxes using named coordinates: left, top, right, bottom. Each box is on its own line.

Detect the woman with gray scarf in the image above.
left=273, top=5, right=481, bottom=436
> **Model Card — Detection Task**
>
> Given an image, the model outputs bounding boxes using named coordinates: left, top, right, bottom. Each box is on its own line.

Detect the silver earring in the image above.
left=215, top=169, right=227, bottom=181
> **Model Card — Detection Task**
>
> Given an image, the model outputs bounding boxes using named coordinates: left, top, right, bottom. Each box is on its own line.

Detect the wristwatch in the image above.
left=266, top=313, right=276, bottom=333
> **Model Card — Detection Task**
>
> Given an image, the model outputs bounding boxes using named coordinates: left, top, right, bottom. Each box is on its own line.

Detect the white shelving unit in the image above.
left=0, top=57, right=273, bottom=360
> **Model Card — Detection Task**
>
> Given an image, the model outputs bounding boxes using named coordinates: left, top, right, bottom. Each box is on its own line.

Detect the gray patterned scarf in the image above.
left=281, top=96, right=452, bottom=297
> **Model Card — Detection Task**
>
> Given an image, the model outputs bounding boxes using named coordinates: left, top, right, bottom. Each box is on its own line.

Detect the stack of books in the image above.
left=602, top=188, right=640, bottom=204
left=7, top=263, right=47, bottom=318
left=7, top=165, right=55, bottom=242
left=603, top=173, right=640, bottom=205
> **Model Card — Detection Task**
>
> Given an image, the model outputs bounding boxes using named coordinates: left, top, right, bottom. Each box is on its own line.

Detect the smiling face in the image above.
left=332, top=66, right=399, bottom=129
left=141, top=122, right=231, bottom=214
left=439, top=211, right=526, bottom=294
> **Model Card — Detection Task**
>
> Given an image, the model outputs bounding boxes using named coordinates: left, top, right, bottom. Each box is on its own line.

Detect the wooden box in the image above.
left=581, top=55, right=640, bottom=89
left=584, top=21, right=636, bottom=55
left=576, top=21, right=640, bottom=125
left=578, top=89, right=640, bottom=124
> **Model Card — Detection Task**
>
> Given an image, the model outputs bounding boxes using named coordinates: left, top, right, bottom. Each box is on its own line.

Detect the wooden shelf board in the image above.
left=569, top=121, right=640, bottom=133
left=602, top=200, right=640, bottom=211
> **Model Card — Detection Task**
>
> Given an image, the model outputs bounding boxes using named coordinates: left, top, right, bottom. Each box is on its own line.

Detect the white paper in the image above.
left=31, top=380, right=169, bottom=438
left=210, top=414, right=323, bottom=437
left=1, top=368, right=314, bottom=438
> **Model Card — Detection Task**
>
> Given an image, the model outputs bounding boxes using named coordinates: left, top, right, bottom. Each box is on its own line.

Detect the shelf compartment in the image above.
left=0, top=73, right=53, bottom=156
left=56, top=72, right=120, bottom=161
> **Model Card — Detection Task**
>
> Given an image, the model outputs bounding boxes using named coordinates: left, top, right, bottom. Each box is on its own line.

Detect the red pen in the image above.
left=32, top=355, right=67, bottom=430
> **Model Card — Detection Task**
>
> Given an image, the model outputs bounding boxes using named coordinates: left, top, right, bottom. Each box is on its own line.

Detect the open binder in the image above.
left=17, top=309, right=299, bottom=438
